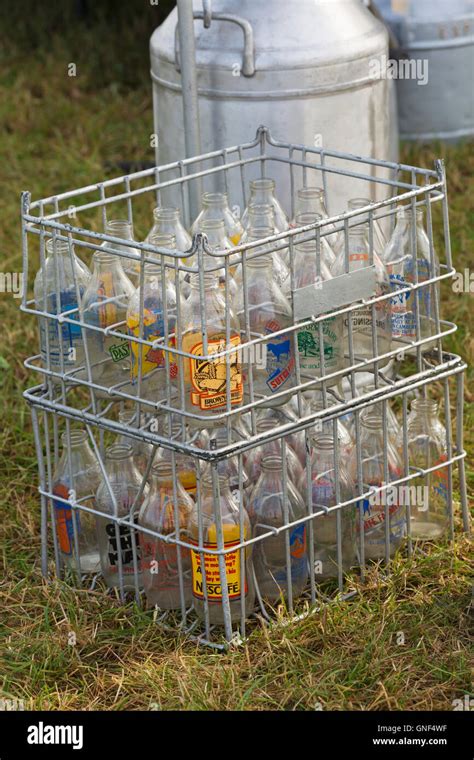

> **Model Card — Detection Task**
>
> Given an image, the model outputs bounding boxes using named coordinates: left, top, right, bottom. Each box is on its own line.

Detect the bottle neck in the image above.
left=46, top=238, right=73, bottom=257
left=61, top=430, right=89, bottom=450
left=248, top=203, right=275, bottom=227
left=152, top=208, right=180, bottom=224
left=92, top=251, right=123, bottom=273
left=189, top=271, right=219, bottom=290
left=249, top=179, right=276, bottom=205
left=105, top=220, right=134, bottom=241
left=297, top=187, right=326, bottom=215
left=202, top=192, right=228, bottom=211
left=410, top=398, right=438, bottom=418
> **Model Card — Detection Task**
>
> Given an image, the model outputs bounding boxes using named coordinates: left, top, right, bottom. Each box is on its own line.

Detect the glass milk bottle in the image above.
left=117, top=409, right=155, bottom=476
left=351, top=412, right=406, bottom=561
left=82, top=251, right=135, bottom=388
left=126, top=261, right=177, bottom=405
left=293, top=224, right=344, bottom=385
left=249, top=454, right=308, bottom=603
left=245, top=418, right=304, bottom=493
left=241, top=178, right=289, bottom=233
left=52, top=430, right=101, bottom=574
left=188, top=472, right=255, bottom=625
left=179, top=271, right=243, bottom=428
left=155, top=422, right=197, bottom=497
left=138, top=461, right=193, bottom=609
left=146, top=207, right=192, bottom=255
left=199, top=219, right=239, bottom=300
left=198, top=428, right=250, bottom=507
left=381, top=206, right=440, bottom=350
left=238, top=227, right=289, bottom=297
left=34, top=237, right=90, bottom=374
left=303, top=432, right=357, bottom=580
left=407, top=398, right=449, bottom=539
left=332, top=226, right=392, bottom=366
left=95, top=444, right=147, bottom=590
left=191, top=191, right=244, bottom=245
left=235, top=252, right=295, bottom=407
left=347, top=198, right=387, bottom=257
left=290, top=186, right=343, bottom=254
left=102, top=219, right=142, bottom=283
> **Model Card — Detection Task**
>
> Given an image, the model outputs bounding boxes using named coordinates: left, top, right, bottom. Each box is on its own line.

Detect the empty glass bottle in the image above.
left=235, top=252, right=295, bottom=407
left=199, top=219, right=239, bottom=299
left=126, top=260, right=177, bottom=404
left=303, top=432, right=357, bottom=580
left=82, top=251, right=135, bottom=388
left=138, top=461, right=193, bottom=609
left=332, top=226, right=392, bottom=366
left=118, top=409, right=155, bottom=476
left=236, top=227, right=289, bottom=296
left=294, top=212, right=336, bottom=268
left=240, top=204, right=290, bottom=272
left=307, top=393, right=354, bottom=459
left=146, top=232, right=188, bottom=296
left=407, top=398, right=449, bottom=539
left=241, top=178, right=289, bottom=233
left=348, top=198, right=387, bottom=256
left=34, top=237, right=90, bottom=374
left=249, top=454, right=308, bottom=603
left=179, top=271, right=243, bottom=427
left=294, top=224, right=344, bottom=384
left=290, top=187, right=343, bottom=253
left=381, top=206, right=440, bottom=349
left=52, top=430, right=101, bottom=574
left=351, top=412, right=405, bottom=560
left=95, top=444, right=147, bottom=590
left=360, top=401, right=404, bottom=461
left=102, top=220, right=142, bottom=283
left=245, top=418, right=304, bottom=492
left=155, top=421, right=197, bottom=496
left=255, top=404, right=307, bottom=466
left=197, top=428, right=249, bottom=506
left=146, top=207, right=192, bottom=256
left=191, top=191, right=244, bottom=245
left=188, top=472, right=255, bottom=625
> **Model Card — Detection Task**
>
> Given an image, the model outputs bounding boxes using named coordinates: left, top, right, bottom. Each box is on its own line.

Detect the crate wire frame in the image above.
left=21, top=127, right=469, bottom=647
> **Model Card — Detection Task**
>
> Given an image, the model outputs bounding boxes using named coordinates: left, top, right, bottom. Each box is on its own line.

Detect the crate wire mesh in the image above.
left=21, top=126, right=469, bottom=648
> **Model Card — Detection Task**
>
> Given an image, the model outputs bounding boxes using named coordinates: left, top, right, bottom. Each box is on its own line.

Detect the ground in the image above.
left=0, top=2, right=472, bottom=711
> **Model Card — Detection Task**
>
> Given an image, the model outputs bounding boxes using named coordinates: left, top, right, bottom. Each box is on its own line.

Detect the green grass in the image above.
left=0, top=7, right=472, bottom=711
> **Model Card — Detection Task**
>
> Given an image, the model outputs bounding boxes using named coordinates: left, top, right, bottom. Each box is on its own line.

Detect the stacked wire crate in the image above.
left=21, top=127, right=469, bottom=647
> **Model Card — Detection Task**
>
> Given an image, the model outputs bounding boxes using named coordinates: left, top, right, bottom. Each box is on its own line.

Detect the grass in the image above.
left=0, top=5, right=472, bottom=711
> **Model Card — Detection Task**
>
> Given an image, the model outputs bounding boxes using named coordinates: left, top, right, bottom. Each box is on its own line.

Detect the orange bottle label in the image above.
left=182, top=333, right=243, bottom=410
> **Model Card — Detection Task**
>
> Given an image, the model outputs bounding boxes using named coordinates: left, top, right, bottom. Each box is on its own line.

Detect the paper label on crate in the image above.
left=182, top=333, right=243, bottom=411
left=293, top=267, right=377, bottom=322
left=191, top=524, right=246, bottom=602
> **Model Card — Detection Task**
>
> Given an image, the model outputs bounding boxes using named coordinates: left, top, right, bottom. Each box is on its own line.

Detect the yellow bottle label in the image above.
left=182, top=333, right=243, bottom=411
left=229, top=233, right=242, bottom=246
left=191, top=524, right=246, bottom=601
left=127, top=308, right=177, bottom=381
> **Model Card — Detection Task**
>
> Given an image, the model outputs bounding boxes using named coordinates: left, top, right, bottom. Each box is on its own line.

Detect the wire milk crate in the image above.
left=20, top=127, right=469, bottom=648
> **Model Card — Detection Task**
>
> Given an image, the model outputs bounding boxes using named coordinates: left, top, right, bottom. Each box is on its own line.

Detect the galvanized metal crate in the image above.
left=20, top=127, right=469, bottom=648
